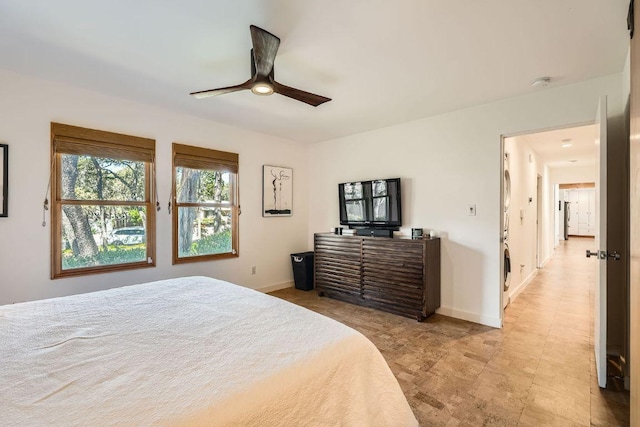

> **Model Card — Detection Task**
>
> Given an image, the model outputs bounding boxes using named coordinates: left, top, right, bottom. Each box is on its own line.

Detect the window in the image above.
left=51, top=123, right=156, bottom=279
left=172, top=143, right=239, bottom=263
left=343, top=182, right=366, bottom=222
left=371, top=180, right=390, bottom=221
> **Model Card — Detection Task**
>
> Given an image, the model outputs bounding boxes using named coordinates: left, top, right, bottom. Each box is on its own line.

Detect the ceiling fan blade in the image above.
left=250, top=25, right=280, bottom=77
left=190, top=80, right=253, bottom=99
left=272, top=81, right=331, bottom=107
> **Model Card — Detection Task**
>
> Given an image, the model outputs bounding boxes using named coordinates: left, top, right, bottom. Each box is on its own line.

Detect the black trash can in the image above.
left=291, top=251, right=314, bottom=291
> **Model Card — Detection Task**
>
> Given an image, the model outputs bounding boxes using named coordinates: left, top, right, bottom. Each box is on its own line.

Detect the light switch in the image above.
left=467, top=204, right=476, bottom=216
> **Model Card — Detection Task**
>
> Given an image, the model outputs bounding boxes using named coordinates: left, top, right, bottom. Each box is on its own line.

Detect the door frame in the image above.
left=628, top=1, right=640, bottom=414
left=594, top=95, right=608, bottom=388
left=499, top=120, right=594, bottom=324
left=536, top=174, right=543, bottom=268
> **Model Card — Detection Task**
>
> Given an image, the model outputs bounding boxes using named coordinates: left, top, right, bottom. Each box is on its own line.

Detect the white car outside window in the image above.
left=108, top=227, right=146, bottom=246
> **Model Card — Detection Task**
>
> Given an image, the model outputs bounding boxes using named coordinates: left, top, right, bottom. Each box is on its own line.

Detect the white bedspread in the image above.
left=0, top=276, right=417, bottom=426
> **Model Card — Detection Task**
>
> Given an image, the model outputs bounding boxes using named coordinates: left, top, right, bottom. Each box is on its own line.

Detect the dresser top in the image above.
left=315, top=232, right=440, bottom=242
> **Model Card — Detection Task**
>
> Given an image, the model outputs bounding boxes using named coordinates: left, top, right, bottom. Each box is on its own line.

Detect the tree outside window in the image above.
left=172, top=143, right=239, bottom=263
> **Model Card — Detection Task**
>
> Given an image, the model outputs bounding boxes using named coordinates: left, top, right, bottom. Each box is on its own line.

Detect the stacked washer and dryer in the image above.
left=503, top=153, right=511, bottom=308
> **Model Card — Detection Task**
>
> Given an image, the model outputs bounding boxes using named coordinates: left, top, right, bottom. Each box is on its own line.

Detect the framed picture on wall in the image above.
left=262, top=165, right=292, bottom=217
left=0, top=144, right=7, bottom=217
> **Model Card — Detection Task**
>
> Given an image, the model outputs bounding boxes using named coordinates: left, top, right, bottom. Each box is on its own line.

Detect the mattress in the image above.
left=0, top=276, right=417, bottom=426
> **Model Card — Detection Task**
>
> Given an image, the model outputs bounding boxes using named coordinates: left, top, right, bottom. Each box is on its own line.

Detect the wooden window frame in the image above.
left=50, top=123, right=156, bottom=279
left=172, top=143, right=240, bottom=264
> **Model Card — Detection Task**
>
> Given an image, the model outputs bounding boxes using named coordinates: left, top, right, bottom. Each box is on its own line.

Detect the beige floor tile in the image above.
left=535, top=357, right=590, bottom=383
left=451, top=396, right=522, bottom=426
left=523, top=384, right=590, bottom=425
left=468, top=365, right=534, bottom=414
left=518, top=407, right=587, bottom=426
left=547, top=324, right=590, bottom=341
left=542, top=340, right=591, bottom=359
left=444, top=417, right=477, bottom=427
left=518, top=310, right=557, bottom=322
left=539, top=345, right=591, bottom=371
left=500, top=331, right=547, bottom=355
left=532, top=366, right=591, bottom=403
left=429, top=349, right=487, bottom=382
left=486, top=348, right=539, bottom=378
left=411, top=399, right=453, bottom=427
left=411, top=371, right=476, bottom=415
left=447, top=334, right=500, bottom=362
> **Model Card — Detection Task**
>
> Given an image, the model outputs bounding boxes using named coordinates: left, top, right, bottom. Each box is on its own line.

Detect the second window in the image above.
left=172, top=143, right=239, bottom=263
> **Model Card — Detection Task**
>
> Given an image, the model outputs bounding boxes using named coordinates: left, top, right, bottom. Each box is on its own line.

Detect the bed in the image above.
left=0, top=276, right=418, bottom=426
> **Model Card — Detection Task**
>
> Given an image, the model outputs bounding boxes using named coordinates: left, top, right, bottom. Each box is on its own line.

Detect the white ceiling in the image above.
left=509, top=124, right=598, bottom=168
left=0, top=1, right=630, bottom=143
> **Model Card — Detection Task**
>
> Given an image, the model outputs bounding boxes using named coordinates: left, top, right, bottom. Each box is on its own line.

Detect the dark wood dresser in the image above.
left=314, top=233, right=441, bottom=321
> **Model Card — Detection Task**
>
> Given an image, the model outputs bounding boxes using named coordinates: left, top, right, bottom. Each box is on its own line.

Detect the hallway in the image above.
left=272, top=237, right=630, bottom=425
left=504, top=236, right=629, bottom=425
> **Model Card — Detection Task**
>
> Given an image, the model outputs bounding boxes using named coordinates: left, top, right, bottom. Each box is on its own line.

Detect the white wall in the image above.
left=503, top=137, right=551, bottom=301
left=308, top=73, right=624, bottom=328
left=549, top=165, right=596, bottom=184
left=0, top=69, right=308, bottom=304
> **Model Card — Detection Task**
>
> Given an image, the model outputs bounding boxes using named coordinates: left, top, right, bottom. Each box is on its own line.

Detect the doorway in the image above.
left=501, top=123, right=597, bottom=312
left=501, top=117, right=630, bottom=391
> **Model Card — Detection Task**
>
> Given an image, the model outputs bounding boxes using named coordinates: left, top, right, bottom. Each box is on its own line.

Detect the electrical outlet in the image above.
left=251, top=265, right=256, bottom=275
left=467, top=204, right=476, bottom=216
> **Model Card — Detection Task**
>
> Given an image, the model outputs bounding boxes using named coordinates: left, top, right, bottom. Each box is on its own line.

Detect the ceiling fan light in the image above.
left=251, top=83, right=273, bottom=96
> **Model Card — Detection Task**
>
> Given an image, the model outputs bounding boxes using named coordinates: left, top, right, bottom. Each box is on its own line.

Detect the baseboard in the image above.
left=436, top=306, right=501, bottom=328
left=257, top=281, right=294, bottom=294
left=539, top=255, right=551, bottom=269
left=509, top=269, right=538, bottom=302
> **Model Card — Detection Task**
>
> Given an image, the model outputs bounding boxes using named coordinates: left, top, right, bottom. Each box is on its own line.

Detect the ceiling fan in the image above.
left=190, top=25, right=331, bottom=107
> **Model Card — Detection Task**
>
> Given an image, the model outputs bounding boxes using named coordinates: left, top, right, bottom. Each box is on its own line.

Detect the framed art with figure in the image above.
left=263, top=165, right=292, bottom=217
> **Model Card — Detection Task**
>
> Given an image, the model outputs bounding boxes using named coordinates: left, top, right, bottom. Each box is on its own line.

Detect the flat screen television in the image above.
left=338, top=178, right=402, bottom=229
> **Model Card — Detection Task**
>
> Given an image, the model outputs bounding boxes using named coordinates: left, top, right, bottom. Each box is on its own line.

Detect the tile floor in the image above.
left=270, top=237, right=630, bottom=426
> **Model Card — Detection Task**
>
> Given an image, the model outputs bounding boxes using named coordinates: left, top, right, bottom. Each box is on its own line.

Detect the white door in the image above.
left=568, top=190, right=579, bottom=235
left=591, top=95, right=608, bottom=388
left=586, top=189, right=596, bottom=236
left=578, top=190, right=590, bottom=235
